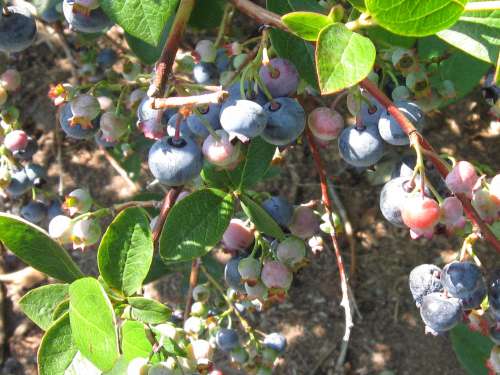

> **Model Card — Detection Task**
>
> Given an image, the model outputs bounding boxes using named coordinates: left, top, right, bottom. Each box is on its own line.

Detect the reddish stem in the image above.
left=152, top=187, right=183, bottom=246
left=360, top=79, right=500, bottom=254
left=228, top=0, right=288, bottom=31
left=184, top=258, right=200, bottom=321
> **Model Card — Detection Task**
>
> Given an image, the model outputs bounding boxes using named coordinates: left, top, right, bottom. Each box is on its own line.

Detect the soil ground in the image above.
left=0, top=21, right=499, bottom=375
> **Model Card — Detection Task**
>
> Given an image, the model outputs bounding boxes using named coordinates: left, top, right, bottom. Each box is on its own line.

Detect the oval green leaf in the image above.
left=450, top=324, right=493, bottom=375
left=316, top=23, right=376, bottom=94
left=38, top=313, right=77, bottom=375
left=160, top=189, right=234, bottom=263
left=69, top=278, right=120, bottom=372
left=98, top=207, right=153, bottom=296
left=100, top=0, right=179, bottom=45
left=365, top=0, right=467, bottom=37
left=0, top=213, right=83, bottom=283
left=437, top=7, right=500, bottom=64
left=240, top=194, right=285, bottom=241
left=121, top=320, right=153, bottom=361
left=282, top=12, right=333, bottom=41
left=19, top=284, right=69, bottom=330
left=128, top=297, right=171, bottom=324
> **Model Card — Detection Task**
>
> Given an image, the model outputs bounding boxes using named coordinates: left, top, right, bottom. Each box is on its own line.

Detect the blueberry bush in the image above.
left=0, top=0, right=499, bottom=374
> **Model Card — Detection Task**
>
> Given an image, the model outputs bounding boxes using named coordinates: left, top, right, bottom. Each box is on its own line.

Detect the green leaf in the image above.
left=0, top=213, right=83, bottom=283
left=450, top=324, right=493, bottom=375
left=100, top=0, right=179, bottom=45
left=348, top=0, right=366, bottom=11
left=69, top=278, right=120, bottom=372
left=128, top=297, right=171, bottom=324
left=103, top=356, right=129, bottom=375
left=37, top=313, right=77, bottom=375
left=125, top=17, right=173, bottom=65
left=189, top=0, right=226, bottom=29
left=365, top=0, right=467, bottom=37
left=160, top=189, right=234, bottom=263
left=316, top=23, right=376, bottom=94
left=121, top=320, right=153, bottom=361
left=240, top=194, right=285, bottom=241
left=267, top=0, right=322, bottom=89
left=366, top=26, right=417, bottom=48
left=19, top=284, right=69, bottom=330
left=282, top=12, right=333, bottom=41
left=201, top=163, right=235, bottom=190
left=437, top=6, right=500, bottom=64
left=98, top=207, right=153, bottom=296
left=52, top=300, right=70, bottom=321
left=65, top=352, right=101, bottom=375
left=418, top=36, right=490, bottom=104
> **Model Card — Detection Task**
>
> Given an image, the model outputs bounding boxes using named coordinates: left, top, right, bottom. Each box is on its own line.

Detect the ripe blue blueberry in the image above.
left=215, top=328, right=239, bottom=352
left=12, top=137, right=38, bottom=161
left=378, top=101, right=424, bottom=145
left=359, top=98, right=384, bottom=127
left=490, top=325, right=500, bottom=345
left=24, top=163, right=47, bottom=187
left=227, top=81, right=267, bottom=106
left=193, top=62, right=218, bottom=84
left=224, top=257, right=245, bottom=293
left=220, top=99, right=267, bottom=142
left=263, top=332, right=287, bottom=353
left=166, top=113, right=193, bottom=139
left=186, top=104, right=222, bottom=139
left=148, top=136, right=203, bottom=186
left=62, top=0, right=113, bottom=33
left=442, top=261, right=487, bottom=310
left=0, top=6, right=37, bottom=53
left=96, top=48, right=118, bottom=69
left=379, top=177, right=413, bottom=227
left=409, top=264, right=443, bottom=307
left=60, top=103, right=100, bottom=139
left=420, top=292, right=463, bottom=335
left=259, top=58, right=299, bottom=98
left=338, top=125, right=384, bottom=168
left=262, top=98, right=305, bottom=146
left=40, top=3, right=62, bottom=23
left=6, top=169, right=32, bottom=197
left=262, top=196, right=293, bottom=228
left=215, top=48, right=231, bottom=72
left=488, top=270, right=500, bottom=320
left=20, top=201, right=47, bottom=224
left=47, top=200, right=64, bottom=221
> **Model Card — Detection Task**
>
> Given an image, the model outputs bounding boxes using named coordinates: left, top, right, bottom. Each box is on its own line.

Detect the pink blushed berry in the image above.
left=445, top=161, right=479, bottom=197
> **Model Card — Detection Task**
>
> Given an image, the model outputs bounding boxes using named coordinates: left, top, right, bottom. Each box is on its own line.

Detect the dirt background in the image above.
left=0, top=14, right=499, bottom=375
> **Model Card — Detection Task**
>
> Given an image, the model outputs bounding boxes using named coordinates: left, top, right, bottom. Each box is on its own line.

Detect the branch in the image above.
left=152, top=187, right=184, bottom=246
left=151, top=90, right=228, bottom=110
left=184, top=258, right=200, bottom=321
left=360, top=79, right=500, bottom=254
left=152, top=0, right=196, bottom=98
left=99, top=147, right=141, bottom=193
left=306, top=129, right=353, bottom=371
left=228, top=0, right=288, bottom=31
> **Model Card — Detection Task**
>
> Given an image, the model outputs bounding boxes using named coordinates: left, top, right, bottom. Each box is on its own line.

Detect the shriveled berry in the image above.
left=222, top=219, right=254, bottom=252
left=420, top=292, right=462, bottom=335
left=308, top=107, right=344, bottom=141
left=442, top=261, right=487, bottom=310
left=445, top=161, right=479, bottom=197
left=409, top=264, right=443, bottom=307
left=261, top=261, right=292, bottom=290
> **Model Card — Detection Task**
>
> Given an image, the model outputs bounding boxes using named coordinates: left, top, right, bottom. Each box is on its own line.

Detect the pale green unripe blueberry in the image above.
left=276, top=236, right=306, bottom=268
left=195, top=40, right=217, bottom=63
left=64, top=188, right=92, bottom=216
left=48, top=215, right=73, bottom=244
left=71, top=218, right=101, bottom=250
left=190, top=301, right=208, bottom=317
left=183, top=316, right=204, bottom=334
left=192, top=284, right=210, bottom=302
left=154, top=323, right=180, bottom=341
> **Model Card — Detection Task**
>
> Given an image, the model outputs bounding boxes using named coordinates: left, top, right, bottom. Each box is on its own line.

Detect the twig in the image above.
left=228, top=0, right=289, bottom=32
left=152, top=0, right=196, bottom=98
left=306, top=129, right=353, bottom=373
left=215, top=4, right=234, bottom=47
left=54, top=111, right=64, bottom=197
left=184, top=258, right=201, bottom=321
left=99, top=147, right=141, bottom=193
left=360, top=79, right=500, bottom=254
left=152, top=187, right=184, bottom=246
left=151, top=90, right=228, bottom=109
left=113, top=200, right=160, bottom=213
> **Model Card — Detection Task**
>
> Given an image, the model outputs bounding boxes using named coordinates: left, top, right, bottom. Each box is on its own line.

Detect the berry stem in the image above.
left=184, top=258, right=201, bottom=321
left=228, top=0, right=289, bottom=31
left=151, top=90, right=229, bottom=110
left=152, top=0, right=196, bottom=98
left=215, top=3, right=234, bottom=48
left=152, top=187, right=184, bottom=246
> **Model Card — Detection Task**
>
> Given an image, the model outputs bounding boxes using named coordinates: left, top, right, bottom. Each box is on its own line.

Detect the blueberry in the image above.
left=391, top=155, right=447, bottom=196
left=378, top=101, right=424, bottom=146
left=420, top=293, right=462, bottom=335
left=359, top=98, right=384, bottom=127
left=262, top=196, right=293, bottom=228
left=0, top=6, right=37, bottom=53
left=12, top=137, right=38, bottom=161
left=20, top=201, right=47, bottom=224
left=409, top=264, right=443, bottom=307
left=6, top=169, right=32, bottom=198
left=47, top=200, right=64, bottom=221
left=193, top=62, right=218, bottom=84
left=259, top=58, right=299, bottom=97
left=263, top=332, right=287, bottom=353
left=215, top=48, right=231, bottom=72
left=137, top=96, right=169, bottom=139
left=262, top=98, right=305, bottom=146
left=166, top=113, right=193, bottom=139
left=40, top=3, right=62, bottom=23
left=488, top=270, right=500, bottom=319
left=220, top=99, right=267, bottom=142
left=186, top=104, right=221, bottom=138
left=379, top=177, right=413, bottom=227
left=442, top=261, right=487, bottom=310
left=338, top=124, right=384, bottom=168
left=23, top=162, right=43, bottom=183
left=215, top=328, right=239, bottom=352
left=148, top=136, right=203, bottom=186
left=96, top=48, right=118, bottom=69
left=227, top=81, right=267, bottom=106
left=62, top=0, right=113, bottom=33
left=224, top=257, right=245, bottom=293
left=60, top=103, right=100, bottom=139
